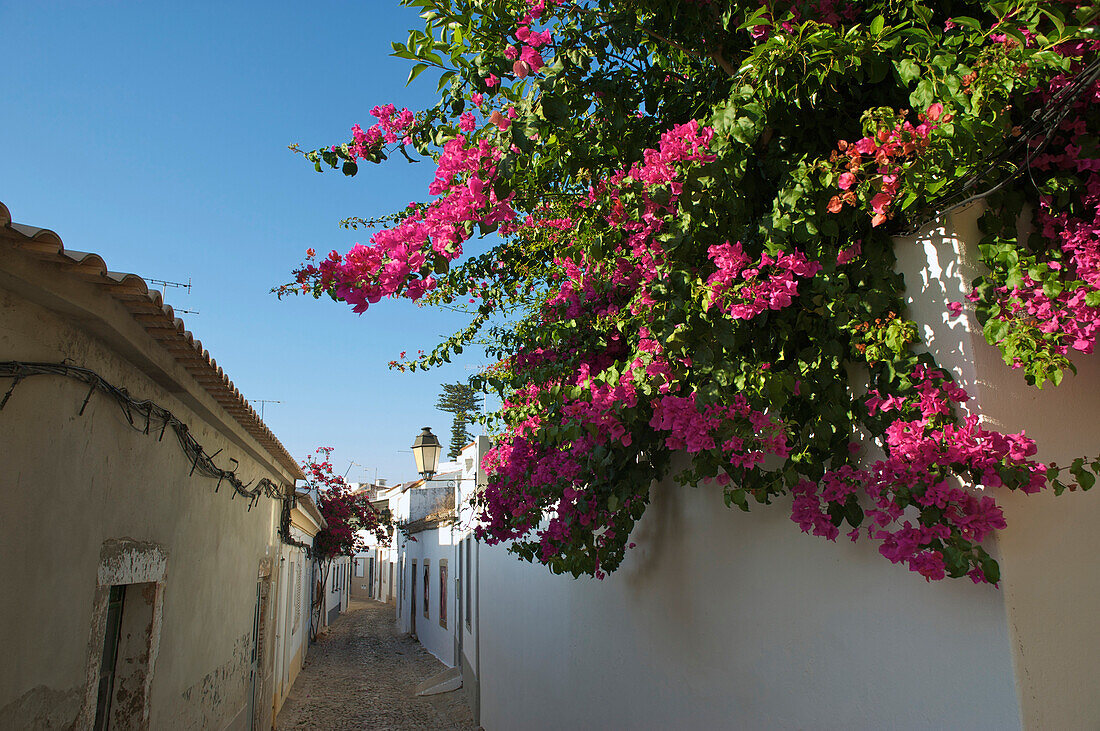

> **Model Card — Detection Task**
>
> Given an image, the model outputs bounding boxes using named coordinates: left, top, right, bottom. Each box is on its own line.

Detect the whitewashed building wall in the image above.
left=465, top=205, right=1100, bottom=730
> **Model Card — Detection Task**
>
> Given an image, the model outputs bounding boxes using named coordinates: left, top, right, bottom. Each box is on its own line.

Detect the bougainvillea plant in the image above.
left=285, top=1, right=1100, bottom=584
left=302, top=447, right=392, bottom=561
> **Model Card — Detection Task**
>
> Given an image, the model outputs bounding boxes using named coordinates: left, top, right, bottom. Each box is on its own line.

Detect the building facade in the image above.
left=0, top=202, right=307, bottom=730
left=351, top=482, right=399, bottom=605
left=391, top=473, right=464, bottom=667
left=272, top=491, right=324, bottom=715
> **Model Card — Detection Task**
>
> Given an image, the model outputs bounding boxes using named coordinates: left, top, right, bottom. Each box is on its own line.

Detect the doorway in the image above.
left=247, top=581, right=261, bottom=729
left=410, top=560, right=417, bottom=638
left=93, top=582, right=156, bottom=731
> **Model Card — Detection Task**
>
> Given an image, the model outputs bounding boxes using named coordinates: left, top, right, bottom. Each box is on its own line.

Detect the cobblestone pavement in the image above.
left=275, top=599, right=478, bottom=731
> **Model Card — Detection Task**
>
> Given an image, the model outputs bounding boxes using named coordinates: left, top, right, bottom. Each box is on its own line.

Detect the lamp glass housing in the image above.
left=411, top=426, right=442, bottom=480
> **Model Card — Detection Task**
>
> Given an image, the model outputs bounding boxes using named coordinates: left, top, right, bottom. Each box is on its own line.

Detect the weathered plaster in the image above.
left=74, top=540, right=167, bottom=731
left=175, top=633, right=252, bottom=731
left=0, top=685, right=82, bottom=731
left=1, top=277, right=285, bottom=731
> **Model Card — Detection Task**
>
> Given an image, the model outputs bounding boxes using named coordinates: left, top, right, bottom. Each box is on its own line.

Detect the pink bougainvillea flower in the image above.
left=836, top=241, right=862, bottom=265
left=490, top=110, right=511, bottom=131
left=854, top=137, right=877, bottom=155
left=520, top=45, right=544, bottom=70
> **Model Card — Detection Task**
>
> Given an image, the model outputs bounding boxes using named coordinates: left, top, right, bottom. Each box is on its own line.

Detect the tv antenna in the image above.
left=255, top=399, right=282, bottom=420
left=147, top=276, right=199, bottom=315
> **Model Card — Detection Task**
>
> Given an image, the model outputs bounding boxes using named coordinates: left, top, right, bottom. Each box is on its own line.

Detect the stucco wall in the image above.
left=478, top=481, right=1020, bottom=730
left=273, top=538, right=311, bottom=715
left=472, top=206, right=1099, bottom=730
left=0, top=262, right=290, bottom=729
left=403, top=526, right=458, bottom=667
left=895, top=204, right=1100, bottom=729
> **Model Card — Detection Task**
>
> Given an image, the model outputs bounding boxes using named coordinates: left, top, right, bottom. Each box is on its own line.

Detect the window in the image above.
left=423, top=560, right=430, bottom=619
left=355, top=558, right=364, bottom=578
left=439, top=559, right=448, bottom=628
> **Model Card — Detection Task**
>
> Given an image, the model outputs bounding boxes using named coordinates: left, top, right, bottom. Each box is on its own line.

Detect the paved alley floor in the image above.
left=275, top=599, right=478, bottom=730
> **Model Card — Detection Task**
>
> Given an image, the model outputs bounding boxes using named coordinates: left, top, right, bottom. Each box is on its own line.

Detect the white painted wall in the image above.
left=895, top=204, right=1100, bottom=728
left=471, top=207, right=1100, bottom=729
left=318, top=556, right=350, bottom=630
left=402, top=524, right=459, bottom=666
left=273, top=537, right=311, bottom=712
left=477, top=480, right=1021, bottom=730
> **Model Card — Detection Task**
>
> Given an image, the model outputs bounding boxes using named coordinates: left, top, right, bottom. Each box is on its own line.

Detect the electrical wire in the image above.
left=903, top=56, right=1100, bottom=234
left=0, top=360, right=287, bottom=508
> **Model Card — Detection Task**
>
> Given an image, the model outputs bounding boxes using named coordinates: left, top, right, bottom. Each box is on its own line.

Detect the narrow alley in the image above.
left=275, top=600, right=478, bottom=731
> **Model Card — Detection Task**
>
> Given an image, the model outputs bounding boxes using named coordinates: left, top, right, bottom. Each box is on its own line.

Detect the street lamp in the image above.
left=411, top=426, right=442, bottom=481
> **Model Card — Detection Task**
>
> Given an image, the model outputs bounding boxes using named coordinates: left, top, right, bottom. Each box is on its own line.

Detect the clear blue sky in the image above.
left=1, top=1, right=491, bottom=485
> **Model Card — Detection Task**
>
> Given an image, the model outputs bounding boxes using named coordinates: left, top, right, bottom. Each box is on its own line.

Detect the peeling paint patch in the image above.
left=0, top=685, right=81, bottom=730
left=98, top=538, right=167, bottom=586
left=173, top=632, right=252, bottom=730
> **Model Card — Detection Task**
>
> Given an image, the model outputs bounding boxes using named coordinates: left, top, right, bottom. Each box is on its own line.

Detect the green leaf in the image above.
left=980, top=555, right=1001, bottom=585
left=911, top=78, right=935, bottom=107
left=407, top=63, right=429, bottom=85
left=984, top=319, right=1010, bottom=344
left=896, top=59, right=921, bottom=84
left=725, top=488, right=749, bottom=512
left=949, top=16, right=984, bottom=32
left=844, top=500, right=864, bottom=528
